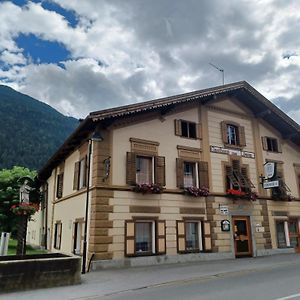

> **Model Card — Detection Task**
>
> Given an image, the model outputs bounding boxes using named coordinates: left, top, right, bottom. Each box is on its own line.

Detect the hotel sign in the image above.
left=210, top=146, right=255, bottom=159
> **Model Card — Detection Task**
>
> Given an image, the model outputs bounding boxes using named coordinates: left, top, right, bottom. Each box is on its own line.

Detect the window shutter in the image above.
left=225, top=165, right=240, bottom=189
left=125, top=220, right=135, bottom=256
left=277, top=140, right=282, bottom=153
left=157, top=220, right=166, bottom=254
left=56, top=173, right=64, bottom=198
left=196, top=123, right=202, bottom=139
left=198, top=161, right=209, bottom=188
left=58, top=223, right=62, bottom=249
left=155, top=156, right=166, bottom=186
left=203, top=221, right=212, bottom=252
left=126, top=152, right=137, bottom=185
left=82, top=155, right=88, bottom=188
left=238, top=126, right=246, bottom=147
left=241, top=166, right=255, bottom=189
left=221, top=121, right=228, bottom=144
left=174, top=119, right=182, bottom=136
left=277, top=163, right=284, bottom=180
left=261, top=136, right=268, bottom=150
left=232, top=160, right=241, bottom=172
left=177, top=220, right=186, bottom=253
left=176, top=158, right=184, bottom=188
left=73, top=162, right=80, bottom=190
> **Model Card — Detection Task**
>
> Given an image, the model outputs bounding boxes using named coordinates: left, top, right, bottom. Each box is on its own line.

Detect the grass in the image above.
left=7, top=239, right=47, bottom=255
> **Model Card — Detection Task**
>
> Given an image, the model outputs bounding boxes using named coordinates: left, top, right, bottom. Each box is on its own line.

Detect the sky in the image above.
left=0, top=0, right=300, bottom=123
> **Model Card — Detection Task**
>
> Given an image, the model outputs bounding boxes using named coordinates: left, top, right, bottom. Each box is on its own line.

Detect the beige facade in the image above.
left=28, top=81, right=300, bottom=269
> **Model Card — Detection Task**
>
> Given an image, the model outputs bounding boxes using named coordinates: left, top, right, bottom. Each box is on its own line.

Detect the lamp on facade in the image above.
left=82, top=131, right=103, bottom=274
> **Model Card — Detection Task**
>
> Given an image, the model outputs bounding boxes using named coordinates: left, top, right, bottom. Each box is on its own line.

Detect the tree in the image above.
left=0, top=166, right=39, bottom=236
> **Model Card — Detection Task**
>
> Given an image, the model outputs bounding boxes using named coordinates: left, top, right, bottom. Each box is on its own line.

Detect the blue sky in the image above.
left=0, top=0, right=300, bottom=122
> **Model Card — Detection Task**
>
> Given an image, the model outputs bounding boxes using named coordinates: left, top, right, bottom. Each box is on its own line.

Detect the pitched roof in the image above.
left=38, top=81, right=300, bottom=180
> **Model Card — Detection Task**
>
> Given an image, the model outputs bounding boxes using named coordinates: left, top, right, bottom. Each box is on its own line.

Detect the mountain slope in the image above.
left=0, top=85, right=78, bottom=170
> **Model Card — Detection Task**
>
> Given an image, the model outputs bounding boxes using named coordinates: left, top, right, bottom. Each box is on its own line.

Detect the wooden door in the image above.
left=232, top=216, right=253, bottom=257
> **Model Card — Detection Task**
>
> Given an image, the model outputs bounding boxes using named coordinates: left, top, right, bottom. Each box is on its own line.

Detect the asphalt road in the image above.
left=97, top=262, right=300, bottom=300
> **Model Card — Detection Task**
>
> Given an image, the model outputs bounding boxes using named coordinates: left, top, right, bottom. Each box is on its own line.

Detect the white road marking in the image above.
left=275, top=293, right=300, bottom=300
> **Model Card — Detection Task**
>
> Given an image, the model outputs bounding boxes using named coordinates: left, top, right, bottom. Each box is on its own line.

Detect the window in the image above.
left=73, top=157, right=87, bottom=190
left=227, top=124, right=239, bottom=145
left=125, top=220, right=166, bottom=256
left=56, top=173, right=64, bottom=199
left=136, top=156, right=153, bottom=184
left=276, top=220, right=300, bottom=248
left=276, top=221, right=286, bottom=248
left=288, top=220, right=299, bottom=247
left=126, top=152, right=165, bottom=186
left=225, top=160, right=255, bottom=193
left=184, top=162, right=197, bottom=188
left=177, top=159, right=209, bottom=189
left=54, top=222, right=62, bottom=249
left=262, top=137, right=281, bottom=152
left=177, top=220, right=210, bottom=253
left=221, top=121, right=246, bottom=148
left=175, top=120, right=201, bottom=139
left=135, top=221, right=154, bottom=255
left=185, top=222, right=200, bottom=252
left=73, top=221, right=83, bottom=255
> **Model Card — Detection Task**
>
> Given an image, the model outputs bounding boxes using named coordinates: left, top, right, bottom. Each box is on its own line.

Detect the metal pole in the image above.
left=82, top=140, right=92, bottom=274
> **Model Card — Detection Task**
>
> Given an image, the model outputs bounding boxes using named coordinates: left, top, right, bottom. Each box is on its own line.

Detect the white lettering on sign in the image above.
left=263, top=180, right=279, bottom=189
left=219, top=205, right=229, bottom=215
left=210, top=146, right=255, bottom=159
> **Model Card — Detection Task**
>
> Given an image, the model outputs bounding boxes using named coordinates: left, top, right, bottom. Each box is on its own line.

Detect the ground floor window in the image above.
left=54, top=222, right=62, bottom=250
left=177, top=220, right=204, bottom=253
left=125, top=219, right=166, bottom=257
left=276, top=219, right=300, bottom=248
left=73, top=221, right=84, bottom=255
left=135, top=221, right=154, bottom=255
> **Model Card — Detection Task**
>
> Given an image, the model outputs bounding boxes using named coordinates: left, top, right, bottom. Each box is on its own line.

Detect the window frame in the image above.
left=221, top=120, right=246, bottom=148
left=136, top=155, right=154, bottom=185
left=56, top=173, right=64, bottom=199
left=54, top=221, right=62, bottom=250
left=73, top=221, right=83, bottom=255
left=135, top=220, right=155, bottom=256
left=183, top=161, right=199, bottom=188
left=227, top=124, right=239, bottom=146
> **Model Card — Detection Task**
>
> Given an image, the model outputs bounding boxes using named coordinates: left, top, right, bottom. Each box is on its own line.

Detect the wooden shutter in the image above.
left=82, top=155, right=88, bottom=188
left=157, top=220, right=166, bottom=254
left=277, top=140, right=282, bottom=153
left=126, top=152, right=137, bottom=185
left=174, top=119, right=182, bottom=136
left=203, top=221, right=212, bottom=251
left=176, top=158, right=184, bottom=188
left=241, top=166, right=255, bottom=189
left=56, top=173, right=63, bottom=198
left=155, top=156, right=166, bottom=186
left=221, top=121, right=228, bottom=144
left=125, top=220, right=135, bottom=256
left=73, top=162, right=80, bottom=190
left=261, top=136, right=268, bottom=150
left=196, top=123, right=202, bottom=139
left=225, top=165, right=240, bottom=189
left=277, top=163, right=284, bottom=180
left=177, top=220, right=186, bottom=253
left=238, top=126, right=246, bottom=147
left=232, top=160, right=241, bottom=172
left=198, top=161, right=209, bottom=188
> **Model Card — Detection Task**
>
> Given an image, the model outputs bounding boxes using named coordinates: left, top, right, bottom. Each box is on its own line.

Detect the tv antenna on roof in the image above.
left=209, top=62, right=224, bottom=85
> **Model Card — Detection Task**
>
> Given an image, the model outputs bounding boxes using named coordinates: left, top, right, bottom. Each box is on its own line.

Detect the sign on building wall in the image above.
left=210, top=146, right=255, bottom=159
left=262, top=161, right=279, bottom=189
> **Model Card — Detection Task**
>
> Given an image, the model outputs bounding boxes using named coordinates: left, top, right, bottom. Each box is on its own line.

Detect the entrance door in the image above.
left=232, top=216, right=253, bottom=257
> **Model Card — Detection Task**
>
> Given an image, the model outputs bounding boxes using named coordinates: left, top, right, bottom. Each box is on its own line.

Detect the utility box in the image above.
left=0, top=232, right=10, bottom=256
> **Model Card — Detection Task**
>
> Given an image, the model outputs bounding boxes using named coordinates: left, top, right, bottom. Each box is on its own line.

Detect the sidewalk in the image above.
left=2, top=253, right=300, bottom=300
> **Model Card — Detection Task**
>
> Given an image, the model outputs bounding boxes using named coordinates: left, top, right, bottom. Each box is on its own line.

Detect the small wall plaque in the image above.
left=221, top=220, right=230, bottom=232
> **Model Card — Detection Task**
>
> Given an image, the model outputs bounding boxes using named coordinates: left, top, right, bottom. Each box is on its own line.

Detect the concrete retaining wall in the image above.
left=0, top=253, right=81, bottom=293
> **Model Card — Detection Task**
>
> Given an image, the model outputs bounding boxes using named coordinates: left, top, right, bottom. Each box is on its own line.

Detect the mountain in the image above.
left=0, top=85, right=79, bottom=170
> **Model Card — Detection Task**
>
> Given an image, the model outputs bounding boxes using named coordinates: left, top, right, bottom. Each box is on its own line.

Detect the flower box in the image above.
left=226, top=189, right=257, bottom=201
left=133, top=184, right=164, bottom=194
left=184, top=186, right=210, bottom=197
left=10, top=202, right=40, bottom=216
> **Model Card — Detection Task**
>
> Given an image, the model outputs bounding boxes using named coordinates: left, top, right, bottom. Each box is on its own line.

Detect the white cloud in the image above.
left=0, top=0, right=299, bottom=123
